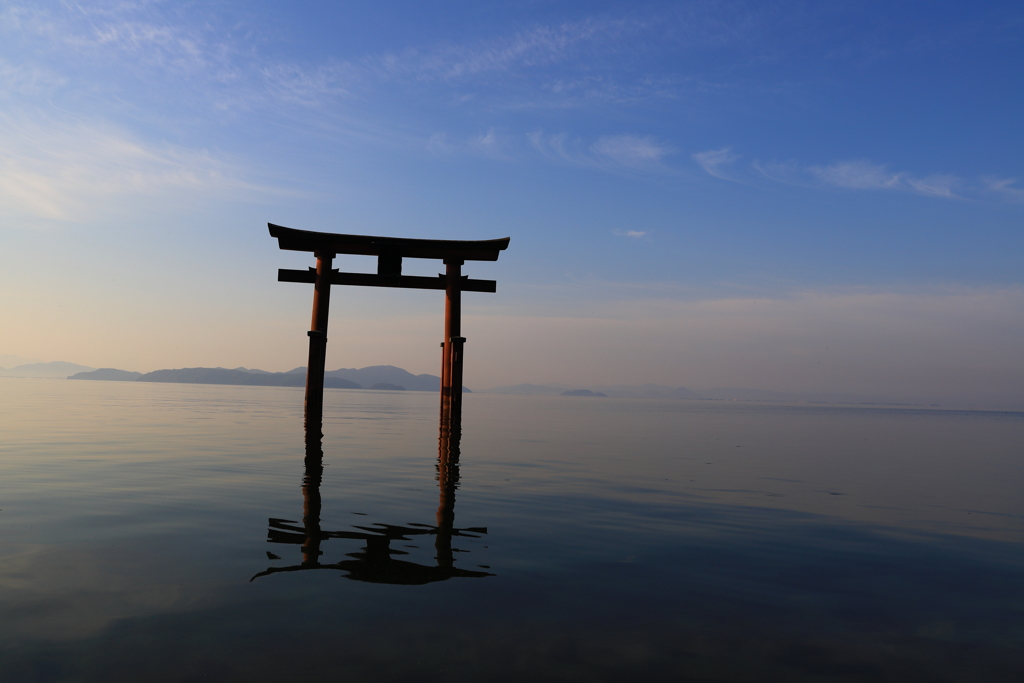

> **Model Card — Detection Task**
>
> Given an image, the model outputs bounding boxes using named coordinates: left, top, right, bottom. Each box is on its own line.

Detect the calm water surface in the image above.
left=1, top=378, right=1023, bottom=681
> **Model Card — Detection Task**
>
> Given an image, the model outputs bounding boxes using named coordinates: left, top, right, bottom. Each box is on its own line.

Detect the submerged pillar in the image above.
left=448, top=335, right=466, bottom=423
left=301, top=425, right=324, bottom=567
left=436, top=412, right=461, bottom=569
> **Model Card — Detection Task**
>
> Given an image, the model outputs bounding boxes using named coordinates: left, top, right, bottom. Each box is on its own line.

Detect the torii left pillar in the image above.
left=305, top=251, right=334, bottom=430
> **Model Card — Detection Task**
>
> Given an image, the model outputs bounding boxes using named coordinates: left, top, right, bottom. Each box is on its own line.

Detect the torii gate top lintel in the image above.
left=269, top=223, right=510, bottom=262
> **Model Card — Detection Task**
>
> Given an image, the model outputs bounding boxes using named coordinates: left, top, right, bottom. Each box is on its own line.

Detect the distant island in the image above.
left=561, top=389, right=607, bottom=397
left=70, top=368, right=142, bottom=381
left=67, top=365, right=470, bottom=393
left=133, top=367, right=359, bottom=389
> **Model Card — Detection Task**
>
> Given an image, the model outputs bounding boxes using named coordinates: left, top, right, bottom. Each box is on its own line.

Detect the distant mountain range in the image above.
left=134, top=367, right=360, bottom=389
left=288, top=365, right=455, bottom=392
left=66, top=365, right=467, bottom=392
left=3, top=359, right=932, bottom=406
left=0, top=361, right=95, bottom=378
left=0, top=354, right=43, bottom=368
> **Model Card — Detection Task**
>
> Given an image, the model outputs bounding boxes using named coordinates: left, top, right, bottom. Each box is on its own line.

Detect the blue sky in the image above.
left=2, top=1, right=1022, bottom=404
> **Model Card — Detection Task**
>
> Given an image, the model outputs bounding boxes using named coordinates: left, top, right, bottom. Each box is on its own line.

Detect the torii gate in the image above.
left=268, top=223, right=510, bottom=426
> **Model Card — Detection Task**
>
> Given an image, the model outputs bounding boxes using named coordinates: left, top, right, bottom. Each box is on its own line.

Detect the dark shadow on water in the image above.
left=251, top=413, right=493, bottom=585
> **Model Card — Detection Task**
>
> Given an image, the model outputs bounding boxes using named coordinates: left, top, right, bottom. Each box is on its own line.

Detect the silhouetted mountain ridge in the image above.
left=69, top=368, right=142, bottom=381
left=290, top=365, right=469, bottom=393
left=561, top=389, right=607, bottom=397
left=68, top=365, right=467, bottom=392
left=48, top=362, right=926, bottom=405
left=135, top=368, right=360, bottom=389
left=2, top=361, right=95, bottom=378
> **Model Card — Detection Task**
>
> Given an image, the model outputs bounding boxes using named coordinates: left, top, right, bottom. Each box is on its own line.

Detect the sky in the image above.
left=1, top=0, right=1022, bottom=405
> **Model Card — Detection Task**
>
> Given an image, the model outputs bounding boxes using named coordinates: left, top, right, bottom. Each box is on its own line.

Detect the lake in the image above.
left=1, top=378, right=1022, bottom=681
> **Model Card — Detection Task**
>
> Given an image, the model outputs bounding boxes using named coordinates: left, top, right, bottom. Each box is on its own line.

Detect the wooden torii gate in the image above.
left=268, top=223, right=510, bottom=426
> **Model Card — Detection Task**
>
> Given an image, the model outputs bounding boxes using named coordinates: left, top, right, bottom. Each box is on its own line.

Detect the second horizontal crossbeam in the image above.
left=278, top=269, right=497, bottom=293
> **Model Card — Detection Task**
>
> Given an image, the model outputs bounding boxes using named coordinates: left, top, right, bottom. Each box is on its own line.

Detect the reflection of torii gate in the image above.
left=268, top=223, right=510, bottom=425
left=251, top=418, right=492, bottom=585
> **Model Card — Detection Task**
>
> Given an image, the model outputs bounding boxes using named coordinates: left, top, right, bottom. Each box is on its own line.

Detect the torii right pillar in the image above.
left=441, top=258, right=466, bottom=425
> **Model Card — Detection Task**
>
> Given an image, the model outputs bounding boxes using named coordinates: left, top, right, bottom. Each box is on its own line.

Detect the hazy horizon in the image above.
left=2, top=2, right=1022, bottom=408
left=3, top=355, right=1022, bottom=410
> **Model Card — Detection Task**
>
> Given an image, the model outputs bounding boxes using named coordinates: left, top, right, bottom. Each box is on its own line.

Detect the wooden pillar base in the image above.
left=304, top=330, right=327, bottom=427
left=448, top=336, right=466, bottom=422
left=302, top=422, right=324, bottom=566
left=436, top=411, right=461, bottom=569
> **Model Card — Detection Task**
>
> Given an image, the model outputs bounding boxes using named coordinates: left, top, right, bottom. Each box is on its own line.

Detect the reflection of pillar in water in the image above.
left=302, top=424, right=325, bottom=567
left=252, top=412, right=494, bottom=585
left=435, top=415, right=461, bottom=569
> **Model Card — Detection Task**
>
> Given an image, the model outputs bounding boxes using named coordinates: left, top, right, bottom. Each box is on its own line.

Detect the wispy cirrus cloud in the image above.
left=260, top=62, right=355, bottom=106
left=697, top=149, right=1021, bottom=203
left=70, top=21, right=206, bottom=70
left=428, top=130, right=674, bottom=172
left=1, top=2, right=676, bottom=120
left=0, top=0, right=742, bottom=151
left=3, top=2, right=229, bottom=75
left=529, top=131, right=674, bottom=172
left=613, top=229, right=648, bottom=239
left=692, top=147, right=740, bottom=180
left=808, top=160, right=903, bottom=190
left=592, top=134, right=673, bottom=170
left=0, top=59, right=67, bottom=97
left=539, top=74, right=683, bottom=107
left=807, top=160, right=960, bottom=198
left=904, top=174, right=960, bottom=198
left=425, top=128, right=514, bottom=160
left=371, top=17, right=643, bottom=83
left=0, top=112, right=287, bottom=226
left=983, top=177, right=1024, bottom=203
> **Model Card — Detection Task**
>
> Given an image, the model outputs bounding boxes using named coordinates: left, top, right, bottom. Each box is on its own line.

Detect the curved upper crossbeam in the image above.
left=269, top=223, right=510, bottom=262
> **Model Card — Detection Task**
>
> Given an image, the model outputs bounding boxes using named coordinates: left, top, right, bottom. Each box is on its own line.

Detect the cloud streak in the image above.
left=529, top=131, right=674, bottom=172
left=1, top=2, right=719, bottom=118
left=983, top=176, right=1024, bottom=203
left=0, top=112, right=283, bottom=225
left=692, top=147, right=740, bottom=180
left=0, top=59, right=67, bottom=97
left=696, top=149, right=1022, bottom=203
left=370, top=17, right=642, bottom=83
left=808, top=160, right=960, bottom=198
